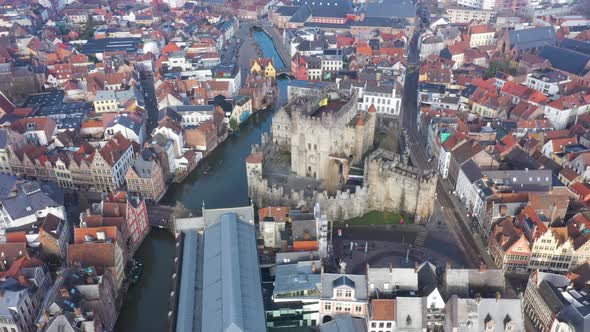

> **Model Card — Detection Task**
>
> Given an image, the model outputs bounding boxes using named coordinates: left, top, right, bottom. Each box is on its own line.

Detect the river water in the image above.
left=115, top=30, right=287, bottom=332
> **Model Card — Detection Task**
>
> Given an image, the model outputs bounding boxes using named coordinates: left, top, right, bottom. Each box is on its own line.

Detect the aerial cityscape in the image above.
left=0, top=0, right=586, bottom=331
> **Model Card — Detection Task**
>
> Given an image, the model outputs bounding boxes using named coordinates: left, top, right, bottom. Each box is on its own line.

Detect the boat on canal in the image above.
left=129, top=260, right=143, bottom=285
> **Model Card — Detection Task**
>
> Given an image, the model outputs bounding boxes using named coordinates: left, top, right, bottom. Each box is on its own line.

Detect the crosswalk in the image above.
left=415, top=231, right=427, bottom=247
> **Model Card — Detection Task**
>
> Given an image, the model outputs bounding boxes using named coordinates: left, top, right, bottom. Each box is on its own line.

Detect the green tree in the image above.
left=229, top=118, right=239, bottom=131
left=485, top=59, right=516, bottom=79
left=81, top=16, right=96, bottom=40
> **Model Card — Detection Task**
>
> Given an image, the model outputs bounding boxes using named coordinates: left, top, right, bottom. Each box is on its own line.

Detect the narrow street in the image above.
left=400, top=27, right=495, bottom=269
left=140, top=74, right=159, bottom=135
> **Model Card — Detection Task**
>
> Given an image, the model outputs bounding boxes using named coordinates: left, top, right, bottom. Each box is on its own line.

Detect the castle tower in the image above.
left=245, top=152, right=264, bottom=192
left=365, top=104, right=377, bottom=152
left=354, top=114, right=365, bottom=164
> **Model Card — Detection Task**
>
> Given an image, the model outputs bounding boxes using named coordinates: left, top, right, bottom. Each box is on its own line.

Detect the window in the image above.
left=355, top=304, right=363, bottom=313
left=324, top=302, right=331, bottom=311
left=345, top=290, right=352, bottom=298
left=335, top=303, right=342, bottom=311
left=336, top=289, right=343, bottom=297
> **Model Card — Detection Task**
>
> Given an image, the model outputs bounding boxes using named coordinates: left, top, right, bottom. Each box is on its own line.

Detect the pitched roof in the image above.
left=508, top=27, right=556, bottom=51
left=97, top=133, right=133, bottom=166
left=539, top=45, right=590, bottom=76
left=0, top=91, right=14, bottom=114
left=67, top=243, right=116, bottom=269
left=370, top=299, right=396, bottom=321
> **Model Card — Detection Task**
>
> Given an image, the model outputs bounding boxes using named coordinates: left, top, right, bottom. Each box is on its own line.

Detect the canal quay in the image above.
left=115, top=29, right=287, bottom=332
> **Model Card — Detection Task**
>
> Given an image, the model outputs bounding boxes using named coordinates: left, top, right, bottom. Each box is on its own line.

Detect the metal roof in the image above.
left=201, top=213, right=265, bottom=332
left=176, top=231, right=201, bottom=332
left=321, top=273, right=368, bottom=300
left=273, top=260, right=321, bottom=296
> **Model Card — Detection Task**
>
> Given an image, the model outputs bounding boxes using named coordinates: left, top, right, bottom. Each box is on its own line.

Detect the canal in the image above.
left=115, top=29, right=288, bottom=331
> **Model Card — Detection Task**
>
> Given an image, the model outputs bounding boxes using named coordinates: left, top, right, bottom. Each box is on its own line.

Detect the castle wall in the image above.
left=364, top=150, right=438, bottom=223
left=246, top=164, right=368, bottom=221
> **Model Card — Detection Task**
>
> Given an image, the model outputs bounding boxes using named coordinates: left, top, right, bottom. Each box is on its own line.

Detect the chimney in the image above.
left=479, top=263, right=488, bottom=272
left=389, top=263, right=393, bottom=273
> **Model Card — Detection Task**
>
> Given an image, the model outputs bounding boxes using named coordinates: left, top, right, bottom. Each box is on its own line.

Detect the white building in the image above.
left=367, top=299, right=396, bottom=332
left=172, top=105, right=215, bottom=128
left=367, top=266, right=419, bottom=295
left=526, top=69, right=571, bottom=99
left=0, top=187, right=65, bottom=230
left=359, top=84, right=401, bottom=116
left=457, top=0, right=495, bottom=10
left=93, top=90, right=118, bottom=112
left=543, top=93, right=590, bottom=130
left=469, top=25, right=496, bottom=47
left=104, top=114, right=145, bottom=146
left=446, top=7, right=497, bottom=24
left=528, top=227, right=590, bottom=273
left=162, top=0, right=185, bottom=9
left=445, top=296, right=525, bottom=331
left=419, top=35, right=445, bottom=60
left=319, top=274, right=368, bottom=324
left=321, top=54, right=344, bottom=74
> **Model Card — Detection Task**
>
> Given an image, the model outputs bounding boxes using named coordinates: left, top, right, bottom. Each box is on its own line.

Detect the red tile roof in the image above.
left=74, top=226, right=119, bottom=244
left=98, top=133, right=133, bottom=166
left=371, top=299, right=396, bottom=321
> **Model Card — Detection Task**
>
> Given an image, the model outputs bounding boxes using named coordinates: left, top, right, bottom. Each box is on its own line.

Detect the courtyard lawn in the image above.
left=344, top=210, right=412, bottom=225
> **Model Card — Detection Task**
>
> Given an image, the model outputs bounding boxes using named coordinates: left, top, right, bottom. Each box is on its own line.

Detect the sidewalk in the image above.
left=440, top=179, right=497, bottom=268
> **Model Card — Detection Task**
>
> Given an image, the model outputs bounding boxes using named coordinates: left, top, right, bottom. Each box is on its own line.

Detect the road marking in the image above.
left=415, top=231, right=427, bottom=246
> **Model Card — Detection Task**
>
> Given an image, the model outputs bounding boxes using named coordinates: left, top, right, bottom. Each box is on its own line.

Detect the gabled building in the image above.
left=104, top=113, right=145, bottom=146
left=445, top=295, right=524, bottom=331
left=0, top=257, right=52, bottom=332
left=125, top=148, right=167, bottom=202
left=67, top=226, right=128, bottom=289
left=488, top=218, right=531, bottom=274
left=38, top=213, right=70, bottom=261
left=319, top=274, right=368, bottom=324
left=91, top=133, right=135, bottom=192
left=80, top=191, right=149, bottom=254
left=250, top=57, right=276, bottom=80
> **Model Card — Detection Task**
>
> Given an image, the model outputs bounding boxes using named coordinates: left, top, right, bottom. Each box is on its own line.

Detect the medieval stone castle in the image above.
left=272, top=88, right=376, bottom=189
left=246, top=86, right=438, bottom=223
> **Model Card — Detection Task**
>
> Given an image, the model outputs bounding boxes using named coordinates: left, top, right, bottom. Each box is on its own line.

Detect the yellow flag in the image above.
left=319, top=98, right=328, bottom=107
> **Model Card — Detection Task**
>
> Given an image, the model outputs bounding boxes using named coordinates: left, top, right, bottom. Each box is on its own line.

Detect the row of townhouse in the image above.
left=0, top=127, right=168, bottom=200
left=269, top=248, right=526, bottom=331
left=489, top=211, right=590, bottom=276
